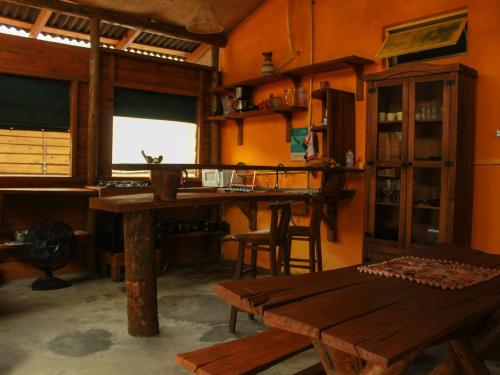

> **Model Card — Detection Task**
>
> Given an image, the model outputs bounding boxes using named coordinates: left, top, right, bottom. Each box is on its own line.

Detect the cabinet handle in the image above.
left=444, top=160, right=454, bottom=167
left=367, top=160, right=375, bottom=166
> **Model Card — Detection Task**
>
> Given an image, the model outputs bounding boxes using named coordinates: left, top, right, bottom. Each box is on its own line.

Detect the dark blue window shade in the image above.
left=0, top=73, right=70, bottom=132
left=114, top=87, right=197, bottom=123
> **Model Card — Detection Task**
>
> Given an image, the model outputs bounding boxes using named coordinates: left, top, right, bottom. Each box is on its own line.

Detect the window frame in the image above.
left=0, top=78, right=78, bottom=183
left=107, top=84, right=202, bottom=182
left=381, top=9, right=468, bottom=67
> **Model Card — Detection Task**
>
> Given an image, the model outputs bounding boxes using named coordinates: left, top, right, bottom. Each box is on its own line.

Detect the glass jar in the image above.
left=283, top=88, right=295, bottom=106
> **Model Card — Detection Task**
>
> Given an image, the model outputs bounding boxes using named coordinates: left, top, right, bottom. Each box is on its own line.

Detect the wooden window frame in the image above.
left=0, top=79, right=79, bottom=185
left=381, top=9, right=468, bottom=68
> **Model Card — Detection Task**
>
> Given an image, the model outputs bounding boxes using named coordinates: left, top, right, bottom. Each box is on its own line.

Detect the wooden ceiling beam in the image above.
left=0, top=15, right=32, bottom=29
left=115, top=29, right=140, bottom=50
left=3, top=0, right=227, bottom=46
left=185, top=43, right=212, bottom=63
left=128, top=43, right=189, bottom=58
left=41, top=25, right=115, bottom=44
left=29, top=8, right=52, bottom=38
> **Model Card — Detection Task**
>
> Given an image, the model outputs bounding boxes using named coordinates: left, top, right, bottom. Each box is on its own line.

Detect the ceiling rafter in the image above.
left=3, top=0, right=227, bottom=46
left=185, top=43, right=212, bottom=63
left=29, top=8, right=51, bottom=38
left=0, top=13, right=189, bottom=58
left=115, top=28, right=140, bottom=50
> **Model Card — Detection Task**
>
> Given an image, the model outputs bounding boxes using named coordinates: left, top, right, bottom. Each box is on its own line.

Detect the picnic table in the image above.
left=214, top=245, right=500, bottom=374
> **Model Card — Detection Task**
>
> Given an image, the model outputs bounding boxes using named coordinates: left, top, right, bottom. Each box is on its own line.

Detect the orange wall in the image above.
left=219, top=0, right=500, bottom=268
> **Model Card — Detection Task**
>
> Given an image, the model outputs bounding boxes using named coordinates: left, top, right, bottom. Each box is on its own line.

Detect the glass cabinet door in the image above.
left=374, top=167, right=402, bottom=242
left=367, top=80, right=408, bottom=246
left=406, top=77, right=449, bottom=247
left=412, top=80, right=445, bottom=161
left=376, top=85, right=404, bottom=162
left=410, top=167, right=442, bottom=245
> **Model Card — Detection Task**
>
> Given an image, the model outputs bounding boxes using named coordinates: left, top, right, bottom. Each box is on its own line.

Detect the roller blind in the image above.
left=0, top=73, right=70, bottom=132
left=376, top=17, right=467, bottom=59
left=114, top=87, right=197, bottom=123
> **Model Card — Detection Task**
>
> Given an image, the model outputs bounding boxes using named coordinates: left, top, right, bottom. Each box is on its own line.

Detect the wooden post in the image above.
left=123, top=210, right=159, bottom=337
left=86, top=17, right=100, bottom=274
left=210, top=46, right=220, bottom=163
left=87, top=16, right=100, bottom=185
left=197, top=70, right=207, bottom=163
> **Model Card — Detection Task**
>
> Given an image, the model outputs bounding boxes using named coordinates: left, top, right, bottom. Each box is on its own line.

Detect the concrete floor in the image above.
left=0, top=264, right=499, bottom=375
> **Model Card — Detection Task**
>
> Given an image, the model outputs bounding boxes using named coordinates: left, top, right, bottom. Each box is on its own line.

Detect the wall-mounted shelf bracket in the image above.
left=236, top=201, right=257, bottom=230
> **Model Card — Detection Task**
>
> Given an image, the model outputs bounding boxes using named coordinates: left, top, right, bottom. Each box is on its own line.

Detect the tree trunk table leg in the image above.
left=428, top=358, right=458, bottom=375
left=123, top=210, right=159, bottom=337
left=312, top=339, right=363, bottom=374
left=359, top=349, right=421, bottom=375
left=448, top=340, right=491, bottom=375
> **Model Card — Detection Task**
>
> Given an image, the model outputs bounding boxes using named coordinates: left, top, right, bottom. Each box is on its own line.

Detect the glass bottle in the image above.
left=283, top=88, right=295, bottom=106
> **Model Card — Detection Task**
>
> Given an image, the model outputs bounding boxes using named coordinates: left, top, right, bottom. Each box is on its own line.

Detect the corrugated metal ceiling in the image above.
left=0, top=0, right=200, bottom=54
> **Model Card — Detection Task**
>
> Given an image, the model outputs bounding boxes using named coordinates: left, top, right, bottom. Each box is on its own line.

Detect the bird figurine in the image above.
left=141, top=150, right=163, bottom=164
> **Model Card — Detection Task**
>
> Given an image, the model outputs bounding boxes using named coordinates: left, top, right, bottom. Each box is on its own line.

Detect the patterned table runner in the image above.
left=358, top=256, right=500, bottom=290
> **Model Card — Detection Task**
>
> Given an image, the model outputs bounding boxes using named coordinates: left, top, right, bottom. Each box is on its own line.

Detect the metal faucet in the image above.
left=273, top=163, right=287, bottom=191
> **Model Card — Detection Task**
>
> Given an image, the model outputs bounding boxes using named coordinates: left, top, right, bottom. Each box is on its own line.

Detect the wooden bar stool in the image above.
left=283, top=195, right=324, bottom=274
left=223, top=201, right=292, bottom=333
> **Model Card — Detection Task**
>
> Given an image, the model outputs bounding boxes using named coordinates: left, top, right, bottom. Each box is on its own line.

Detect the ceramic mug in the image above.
left=378, top=112, right=387, bottom=122
left=396, top=111, right=403, bottom=121
left=387, top=113, right=396, bottom=122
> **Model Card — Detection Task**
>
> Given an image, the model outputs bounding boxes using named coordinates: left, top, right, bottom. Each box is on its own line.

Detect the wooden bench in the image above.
left=176, top=328, right=324, bottom=375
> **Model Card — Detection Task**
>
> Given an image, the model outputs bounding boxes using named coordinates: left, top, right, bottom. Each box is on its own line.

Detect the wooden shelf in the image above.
left=208, top=106, right=308, bottom=145
left=376, top=201, right=400, bottom=207
left=378, top=120, right=402, bottom=125
left=413, top=204, right=440, bottom=210
left=415, top=119, right=443, bottom=124
left=211, top=55, right=373, bottom=100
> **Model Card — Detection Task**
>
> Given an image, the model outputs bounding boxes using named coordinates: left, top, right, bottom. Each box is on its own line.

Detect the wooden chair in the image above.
left=283, top=195, right=324, bottom=274
left=223, top=201, right=292, bottom=333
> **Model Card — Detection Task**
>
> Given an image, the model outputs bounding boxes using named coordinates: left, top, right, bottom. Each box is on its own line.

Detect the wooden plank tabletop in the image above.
left=89, top=191, right=312, bottom=213
left=214, top=246, right=500, bottom=367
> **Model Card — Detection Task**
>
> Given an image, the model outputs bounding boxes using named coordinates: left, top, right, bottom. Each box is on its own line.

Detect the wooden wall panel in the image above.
left=0, top=33, right=214, bottom=280
left=0, top=33, right=88, bottom=81
left=114, top=55, right=200, bottom=97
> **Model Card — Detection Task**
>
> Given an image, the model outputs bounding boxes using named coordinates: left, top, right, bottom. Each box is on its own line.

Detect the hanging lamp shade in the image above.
left=186, top=0, right=223, bottom=34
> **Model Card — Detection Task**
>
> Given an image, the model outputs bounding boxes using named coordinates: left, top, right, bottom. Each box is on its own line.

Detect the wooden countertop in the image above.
left=0, top=187, right=97, bottom=195
left=89, top=191, right=312, bottom=213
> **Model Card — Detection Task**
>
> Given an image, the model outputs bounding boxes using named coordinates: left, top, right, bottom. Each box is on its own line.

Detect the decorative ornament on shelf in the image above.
left=261, top=52, right=275, bottom=75
left=141, top=150, right=163, bottom=164
left=186, top=0, right=223, bottom=35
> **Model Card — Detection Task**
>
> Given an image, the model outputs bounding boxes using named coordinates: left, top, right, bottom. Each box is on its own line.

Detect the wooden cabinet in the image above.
left=364, top=63, right=477, bottom=260
left=311, top=88, right=355, bottom=165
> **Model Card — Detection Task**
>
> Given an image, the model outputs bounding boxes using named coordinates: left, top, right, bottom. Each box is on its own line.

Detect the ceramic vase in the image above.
left=261, top=52, right=275, bottom=75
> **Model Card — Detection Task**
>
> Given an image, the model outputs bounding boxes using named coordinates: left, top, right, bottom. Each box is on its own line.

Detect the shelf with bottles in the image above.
left=209, top=55, right=374, bottom=100
left=207, top=105, right=308, bottom=146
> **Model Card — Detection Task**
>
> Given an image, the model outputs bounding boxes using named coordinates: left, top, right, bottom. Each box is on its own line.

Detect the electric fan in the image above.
left=24, top=220, right=76, bottom=291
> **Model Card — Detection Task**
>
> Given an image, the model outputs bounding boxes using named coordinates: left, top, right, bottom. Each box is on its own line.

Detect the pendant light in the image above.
left=186, top=0, right=223, bottom=34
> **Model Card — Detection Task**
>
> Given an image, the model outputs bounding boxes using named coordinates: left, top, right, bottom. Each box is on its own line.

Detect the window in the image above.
left=112, top=87, right=198, bottom=177
left=378, top=10, right=468, bottom=66
left=0, top=73, right=71, bottom=176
